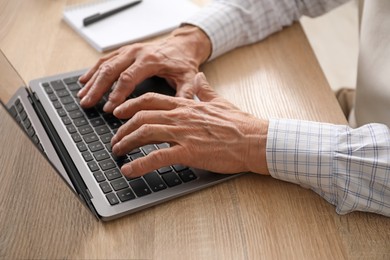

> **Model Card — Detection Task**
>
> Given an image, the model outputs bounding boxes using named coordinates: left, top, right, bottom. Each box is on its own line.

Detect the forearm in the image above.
left=266, top=119, right=390, bottom=217
left=184, top=0, right=348, bottom=60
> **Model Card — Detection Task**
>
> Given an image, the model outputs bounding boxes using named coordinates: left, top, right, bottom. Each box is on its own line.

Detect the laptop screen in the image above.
left=0, top=50, right=27, bottom=103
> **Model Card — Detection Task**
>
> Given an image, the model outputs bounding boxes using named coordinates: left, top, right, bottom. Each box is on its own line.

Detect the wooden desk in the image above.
left=0, top=0, right=389, bottom=259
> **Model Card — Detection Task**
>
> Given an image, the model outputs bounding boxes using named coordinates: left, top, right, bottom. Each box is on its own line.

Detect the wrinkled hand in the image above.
left=78, top=26, right=211, bottom=113
left=111, top=73, right=270, bottom=178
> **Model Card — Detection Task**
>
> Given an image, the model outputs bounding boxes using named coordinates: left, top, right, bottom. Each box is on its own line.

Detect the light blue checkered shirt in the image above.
left=185, top=0, right=390, bottom=216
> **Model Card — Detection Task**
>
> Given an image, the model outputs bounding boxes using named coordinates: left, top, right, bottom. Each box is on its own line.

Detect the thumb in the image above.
left=175, top=81, right=196, bottom=99
left=194, top=72, right=219, bottom=102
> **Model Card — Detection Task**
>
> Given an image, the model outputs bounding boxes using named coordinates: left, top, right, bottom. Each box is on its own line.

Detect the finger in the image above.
left=78, top=69, right=99, bottom=99
left=113, top=92, right=184, bottom=119
left=111, top=110, right=173, bottom=146
left=79, top=51, right=119, bottom=83
left=121, top=146, right=182, bottom=178
left=194, top=72, right=219, bottom=102
left=103, top=61, right=157, bottom=113
left=175, top=81, right=196, bottom=99
left=81, top=56, right=136, bottom=108
left=112, top=124, right=175, bottom=156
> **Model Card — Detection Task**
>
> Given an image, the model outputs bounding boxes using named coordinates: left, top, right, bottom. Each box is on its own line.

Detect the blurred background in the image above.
left=301, top=0, right=359, bottom=92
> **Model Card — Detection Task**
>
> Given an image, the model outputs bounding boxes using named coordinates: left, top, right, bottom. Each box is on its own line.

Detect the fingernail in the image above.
left=111, top=135, right=117, bottom=146
left=113, top=106, right=122, bottom=116
left=121, top=164, right=133, bottom=177
left=77, top=88, right=85, bottom=98
left=112, top=142, right=120, bottom=155
left=80, top=96, right=90, bottom=106
left=103, top=101, right=115, bottom=113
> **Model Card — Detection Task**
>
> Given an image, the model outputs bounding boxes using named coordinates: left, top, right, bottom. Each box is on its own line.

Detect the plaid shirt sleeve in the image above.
left=267, top=119, right=390, bottom=217
left=184, top=0, right=347, bottom=60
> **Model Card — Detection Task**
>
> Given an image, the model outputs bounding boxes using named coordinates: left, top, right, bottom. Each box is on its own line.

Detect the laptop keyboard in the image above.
left=42, top=76, right=197, bottom=206
left=9, top=98, right=45, bottom=153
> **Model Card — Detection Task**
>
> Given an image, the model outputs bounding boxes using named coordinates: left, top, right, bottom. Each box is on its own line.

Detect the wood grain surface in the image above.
left=0, top=0, right=389, bottom=259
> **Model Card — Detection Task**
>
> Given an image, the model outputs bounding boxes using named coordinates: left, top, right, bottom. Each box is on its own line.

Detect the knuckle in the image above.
left=141, top=52, right=159, bottom=63
left=118, top=70, right=135, bottom=84
left=138, top=124, right=152, bottom=138
left=99, top=63, right=115, bottom=77
left=131, top=111, right=146, bottom=125
left=141, top=92, right=159, bottom=103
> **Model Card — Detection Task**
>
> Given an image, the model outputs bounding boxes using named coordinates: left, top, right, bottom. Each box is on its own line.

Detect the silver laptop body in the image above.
left=0, top=50, right=238, bottom=221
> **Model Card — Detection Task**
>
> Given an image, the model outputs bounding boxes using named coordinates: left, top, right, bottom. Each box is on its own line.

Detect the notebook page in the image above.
left=63, top=0, right=200, bottom=52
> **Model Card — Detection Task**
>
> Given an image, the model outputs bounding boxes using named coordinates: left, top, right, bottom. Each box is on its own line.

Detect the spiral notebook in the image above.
left=63, top=0, right=200, bottom=52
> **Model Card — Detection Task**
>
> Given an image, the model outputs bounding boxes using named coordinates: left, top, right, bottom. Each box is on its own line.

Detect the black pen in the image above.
left=83, top=0, right=142, bottom=26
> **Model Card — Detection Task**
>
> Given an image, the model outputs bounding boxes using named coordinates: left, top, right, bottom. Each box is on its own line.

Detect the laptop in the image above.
left=0, top=50, right=238, bottom=221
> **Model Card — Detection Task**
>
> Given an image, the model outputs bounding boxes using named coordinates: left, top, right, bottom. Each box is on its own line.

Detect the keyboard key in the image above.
left=71, top=133, right=82, bottom=143
left=27, top=127, right=35, bottom=137
left=157, top=166, right=172, bottom=174
left=161, top=172, right=182, bottom=187
left=73, top=116, right=88, bottom=127
left=93, top=171, right=106, bottom=182
left=62, top=116, right=72, bottom=126
left=57, top=108, right=67, bottom=117
left=19, top=109, right=27, bottom=120
left=129, top=148, right=141, bottom=154
left=23, top=118, right=31, bottom=129
left=100, top=133, right=113, bottom=144
left=66, top=124, right=77, bottom=134
left=99, top=159, right=116, bottom=171
left=48, top=94, right=57, bottom=102
left=156, top=143, right=170, bottom=149
left=93, top=150, right=110, bottom=161
left=9, top=106, right=17, bottom=118
left=129, top=178, right=152, bottom=197
left=178, top=169, right=197, bottom=182
left=104, top=168, right=122, bottom=181
left=172, top=164, right=188, bottom=172
left=115, top=157, right=130, bottom=168
left=64, top=103, right=78, bottom=112
left=116, top=188, right=136, bottom=202
left=76, top=142, right=88, bottom=152
left=64, top=76, right=79, bottom=85
left=130, top=152, right=144, bottom=161
left=106, top=193, right=119, bottom=205
left=110, top=178, right=128, bottom=191
left=105, top=143, right=112, bottom=152
left=83, top=133, right=98, bottom=143
left=87, top=161, right=100, bottom=172
left=69, top=109, right=83, bottom=119
left=88, top=141, right=104, bottom=152
left=78, top=125, right=93, bottom=135
left=53, top=101, right=62, bottom=109
left=142, top=144, right=157, bottom=155
left=56, top=89, right=69, bottom=97
left=60, top=96, right=74, bottom=105
left=99, top=181, right=112, bottom=193
left=143, top=171, right=167, bottom=192
left=95, top=125, right=110, bottom=135
left=50, top=80, right=65, bottom=91
left=82, top=151, right=93, bottom=162
left=103, top=114, right=122, bottom=129
left=67, top=83, right=81, bottom=91
left=32, top=135, right=40, bottom=145
left=42, top=83, right=53, bottom=94
left=90, top=117, right=105, bottom=127
left=84, top=108, right=99, bottom=119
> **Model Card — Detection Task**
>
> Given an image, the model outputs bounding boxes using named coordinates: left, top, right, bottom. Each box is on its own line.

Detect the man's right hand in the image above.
left=78, top=25, right=212, bottom=113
